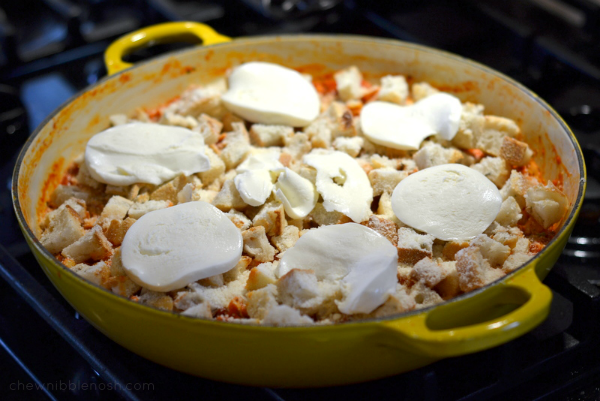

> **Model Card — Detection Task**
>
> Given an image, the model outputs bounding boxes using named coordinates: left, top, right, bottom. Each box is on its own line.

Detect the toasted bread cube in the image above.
left=194, top=113, right=223, bottom=145
left=222, top=255, right=252, bottom=283
left=369, top=154, right=399, bottom=170
left=500, top=136, right=533, bottom=166
left=101, top=195, right=133, bottom=220
left=502, top=249, right=533, bottom=273
left=159, top=111, right=198, bottom=129
left=410, top=257, right=444, bottom=287
left=166, top=83, right=227, bottom=119
left=411, top=82, right=439, bottom=102
left=138, top=289, right=174, bottom=311
left=470, top=234, right=511, bottom=267
left=109, top=275, right=141, bottom=298
left=42, top=197, right=86, bottom=230
left=191, top=188, right=218, bottom=204
left=103, top=217, right=135, bottom=247
left=413, top=142, right=463, bottom=170
left=309, top=203, right=352, bottom=226
left=304, top=118, right=332, bottom=149
left=409, top=281, right=444, bottom=309
left=471, top=157, right=510, bottom=188
left=475, top=115, right=519, bottom=156
left=127, top=200, right=171, bottom=219
left=525, top=182, right=569, bottom=229
left=334, top=66, right=363, bottom=101
left=252, top=201, right=287, bottom=237
left=283, top=132, right=312, bottom=160
left=442, top=240, right=470, bottom=261
left=61, top=225, right=113, bottom=263
left=226, top=209, right=252, bottom=231
left=40, top=205, right=85, bottom=254
left=434, top=262, right=461, bottom=299
left=453, top=103, right=485, bottom=149
left=333, top=136, right=363, bottom=157
left=246, top=262, right=278, bottom=291
left=71, top=261, right=111, bottom=287
left=378, top=75, right=409, bottom=104
left=368, top=167, right=408, bottom=196
left=456, top=247, right=505, bottom=292
left=396, top=227, right=435, bottom=264
left=246, top=284, right=279, bottom=319
left=212, top=179, right=247, bottom=212
left=242, top=226, right=277, bottom=262
left=363, top=215, right=398, bottom=246
left=198, top=147, right=226, bottom=185
left=271, top=225, right=300, bottom=253
left=49, top=185, right=91, bottom=208
left=325, top=101, right=355, bottom=138
left=249, top=124, right=293, bottom=147
left=500, top=170, right=538, bottom=208
left=263, top=304, right=314, bottom=326
left=180, top=302, right=213, bottom=318
left=495, top=196, right=523, bottom=227
left=220, top=122, right=251, bottom=169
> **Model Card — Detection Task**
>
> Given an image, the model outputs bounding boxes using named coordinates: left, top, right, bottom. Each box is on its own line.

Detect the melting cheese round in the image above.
left=221, top=62, right=320, bottom=127
left=85, top=123, right=210, bottom=186
left=360, top=93, right=462, bottom=150
left=303, top=150, right=373, bottom=223
left=391, top=164, right=502, bottom=241
left=234, top=170, right=273, bottom=207
left=121, top=201, right=242, bottom=292
left=274, top=168, right=318, bottom=219
left=278, top=223, right=398, bottom=314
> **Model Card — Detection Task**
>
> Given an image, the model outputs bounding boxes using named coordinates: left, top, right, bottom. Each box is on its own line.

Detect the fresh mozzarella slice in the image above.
left=85, top=123, right=210, bottom=186
left=221, top=62, right=320, bottom=127
left=303, top=150, right=373, bottom=223
left=391, top=163, right=502, bottom=241
left=234, top=170, right=274, bottom=207
left=236, top=147, right=283, bottom=172
left=121, top=201, right=242, bottom=292
left=277, top=223, right=398, bottom=314
left=274, top=168, right=318, bottom=219
left=360, top=93, right=462, bottom=150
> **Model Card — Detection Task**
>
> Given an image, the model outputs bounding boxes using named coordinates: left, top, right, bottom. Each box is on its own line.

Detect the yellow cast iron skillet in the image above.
left=13, top=22, right=587, bottom=387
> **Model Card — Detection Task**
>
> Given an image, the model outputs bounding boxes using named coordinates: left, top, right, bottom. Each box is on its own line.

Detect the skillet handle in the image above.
left=379, top=267, right=552, bottom=358
left=104, top=22, right=231, bottom=75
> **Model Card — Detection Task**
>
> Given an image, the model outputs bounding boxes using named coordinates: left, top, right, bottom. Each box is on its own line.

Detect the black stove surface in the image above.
left=1, top=1, right=600, bottom=400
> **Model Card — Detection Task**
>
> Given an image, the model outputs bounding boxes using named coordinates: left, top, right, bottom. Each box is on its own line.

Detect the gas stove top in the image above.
left=1, top=1, right=599, bottom=400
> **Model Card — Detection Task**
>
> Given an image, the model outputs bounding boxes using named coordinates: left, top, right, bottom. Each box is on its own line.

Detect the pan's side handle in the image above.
left=104, top=22, right=231, bottom=75
left=377, top=267, right=552, bottom=358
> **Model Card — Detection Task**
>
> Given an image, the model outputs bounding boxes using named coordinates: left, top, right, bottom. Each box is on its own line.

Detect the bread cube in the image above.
left=469, top=234, right=511, bottom=267
left=396, top=227, right=435, bottom=264
left=246, top=262, right=278, bottom=291
left=212, top=179, right=247, bottom=212
left=333, top=136, right=363, bottom=157
left=495, top=196, right=523, bottom=227
left=455, top=247, right=505, bottom=292
left=181, top=302, right=213, bottom=318
left=470, top=157, right=510, bottom=188
left=475, top=115, right=519, bottom=156
left=525, top=182, right=569, bottom=229
left=71, top=261, right=111, bottom=287
left=250, top=124, right=293, bottom=147
left=410, top=257, right=444, bottom=287
left=220, top=122, right=251, bottom=169
left=246, top=284, right=279, bottom=319
left=378, top=75, right=409, bottom=104
left=411, top=82, right=439, bottom=102
left=500, top=170, right=538, bottom=208
left=61, top=225, right=113, bottom=263
left=368, top=167, right=407, bottom=196
left=49, top=185, right=91, bottom=208
left=363, top=215, right=398, bottom=246
left=309, top=203, right=352, bottom=226
left=413, top=142, right=463, bottom=170
left=127, top=200, right=171, bottom=219
left=100, top=195, right=133, bottom=220
left=283, top=132, right=312, bottom=160
left=103, top=217, right=135, bottom=247
left=500, top=136, right=533, bottom=166
left=194, top=113, right=223, bottom=145
left=138, top=289, right=174, bottom=311
left=40, top=205, right=85, bottom=254
left=334, top=66, right=363, bottom=101
left=271, top=225, right=300, bottom=253
left=242, top=226, right=277, bottom=262
left=198, top=147, right=226, bottom=185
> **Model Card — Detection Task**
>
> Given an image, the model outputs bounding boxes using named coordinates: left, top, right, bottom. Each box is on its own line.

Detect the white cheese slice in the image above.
left=274, top=168, right=318, bottom=219
left=360, top=93, right=462, bottom=150
left=236, top=147, right=283, bottom=172
left=391, top=164, right=502, bottom=241
left=303, top=150, right=373, bottom=223
left=221, top=62, right=320, bottom=127
left=278, top=223, right=398, bottom=314
left=234, top=170, right=274, bottom=207
left=85, top=123, right=210, bottom=186
left=121, top=201, right=242, bottom=292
